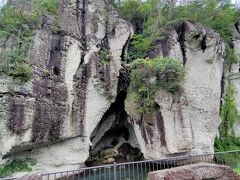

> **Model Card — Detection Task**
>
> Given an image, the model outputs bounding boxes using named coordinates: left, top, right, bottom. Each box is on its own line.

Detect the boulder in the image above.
left=148, top=163, right=240, bottom=180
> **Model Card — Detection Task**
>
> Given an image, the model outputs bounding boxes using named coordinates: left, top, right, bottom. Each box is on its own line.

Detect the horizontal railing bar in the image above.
left=42, top=150, right=240, bottom=176
left=3, top=150, right=240, bottom=179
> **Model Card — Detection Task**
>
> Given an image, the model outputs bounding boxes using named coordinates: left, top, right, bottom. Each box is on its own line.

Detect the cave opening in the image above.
left=53, top=66, right=60, bottom=76
left=201, top=35, right=207, bottom=52
left=86, top=92, right=143, bottom=167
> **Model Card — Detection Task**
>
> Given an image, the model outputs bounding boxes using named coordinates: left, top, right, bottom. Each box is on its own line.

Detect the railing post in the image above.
left=189, top=154, right=192, bottom=164
left=114, top=162, right=117, bottom=180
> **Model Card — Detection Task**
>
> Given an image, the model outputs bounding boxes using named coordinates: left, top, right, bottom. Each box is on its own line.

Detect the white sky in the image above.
left=0, top=0, right=6, bottom=6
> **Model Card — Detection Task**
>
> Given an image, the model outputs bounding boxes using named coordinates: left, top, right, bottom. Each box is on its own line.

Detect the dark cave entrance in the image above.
left=86, top=92, right=143, bottom=167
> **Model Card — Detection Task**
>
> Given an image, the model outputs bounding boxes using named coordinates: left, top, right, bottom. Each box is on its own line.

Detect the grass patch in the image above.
left=234, top=164, right=240, bottom=175
left=215, top=136, right=240, bottom=152
left=0, top=159, right=36, bottom=178
left=214, top=136, right=240, bottom=171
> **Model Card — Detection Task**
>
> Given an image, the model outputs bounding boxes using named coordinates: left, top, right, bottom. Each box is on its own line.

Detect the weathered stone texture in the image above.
left=0, top=0, right=133, bottom=172
left=231, top=21, right=240, bottom=137
left=148, top=163, right=240, bottom=180
left=18, top=171, right=42, bottom=180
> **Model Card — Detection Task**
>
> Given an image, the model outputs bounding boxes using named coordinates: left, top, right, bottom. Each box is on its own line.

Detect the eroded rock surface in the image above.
left=18, top=171, right=42, bottom=180
left=0, top=0, right=133, bottom=172
left=231, top=21, right=240, bottom=136
left=126, top=21, right=225, bottom=159
left=0, top=1, right=232, bottom=175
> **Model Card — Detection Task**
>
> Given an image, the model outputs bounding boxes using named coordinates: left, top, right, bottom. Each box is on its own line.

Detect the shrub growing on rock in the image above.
left=0, top=158, right=36, bottom=178
left=220, top=85, right=238, bottom=137
left=127, top=57, right=185, bottom=113
left=128, top=34, right=152, bottom=60
left=8, top=62, right=33, bottom=83
left=34, top=0, right=59, bottom=15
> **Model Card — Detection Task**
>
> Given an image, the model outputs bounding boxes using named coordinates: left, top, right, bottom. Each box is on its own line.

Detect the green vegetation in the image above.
left=215, top=136, right=240, bottom=152
left=0, top=6, right=37, bottom=82
left=226, top=46, right=239, bottom=69
left=128, top=34, right=152, bottom=60
left=214, top=85, right=240, bottom=167
left=34, top=0, right=59, bottom=15
left=214, top=136, right=240, bottom=171
left=43, top=69, right=51, bottom=77
left=99, top=49, right=111, bottom=65
left=216, top=85, right=239, bottom=151
left=8, top=62, right=33, bottom=83
left=0, top=0, right=59, bottom=82
left=220, top=85, right=238, bottom=137
left=170, top=0, right=237, bottom=44
left=112, top=0, right=239, bottom=64
left=0, top=159, right=36, bottom=178
left=234, top=164, right=240, bottom=175
left=128, top=57, right=185, bottom=113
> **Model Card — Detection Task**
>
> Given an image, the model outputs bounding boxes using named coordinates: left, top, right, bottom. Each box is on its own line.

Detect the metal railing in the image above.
left=41, top=150, right=240, bottom=180
left=3, top=150, right=240, bottom=180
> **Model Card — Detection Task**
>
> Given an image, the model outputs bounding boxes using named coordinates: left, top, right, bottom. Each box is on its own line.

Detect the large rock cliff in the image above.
left=0, top=0, right=234, bottom=175
left=126, top=21, right=225, bottom=159
left=0, top=0, right=133, bottom=172
left=231, top=21, right=240, bottom=136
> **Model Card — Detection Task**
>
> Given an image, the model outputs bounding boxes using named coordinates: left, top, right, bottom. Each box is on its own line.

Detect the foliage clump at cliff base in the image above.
left=215, top=85, right=239, bottom=151
left=214, top=85, right=240, bottom=167
left=0, top=158, right=36, bottom=178
left=127, top=57, right=185, bottom=114
left=220, top=85, right=238, bottom=138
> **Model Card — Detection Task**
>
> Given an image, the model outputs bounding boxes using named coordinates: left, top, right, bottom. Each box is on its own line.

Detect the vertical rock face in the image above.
left=231, top=21, right=240, bottom=137
left=0, top=0, right=133, bottom=172
left=126, top=21, right=225, bottom=159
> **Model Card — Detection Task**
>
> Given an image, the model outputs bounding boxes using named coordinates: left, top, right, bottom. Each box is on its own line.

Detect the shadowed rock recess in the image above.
left=0, top=0, right=228, bottom=175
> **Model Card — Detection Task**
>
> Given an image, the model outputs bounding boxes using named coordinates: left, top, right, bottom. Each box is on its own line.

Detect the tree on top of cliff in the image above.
left=0, top=0, right=59, bottom=82
left=112, top=0, right=239, bottom=62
